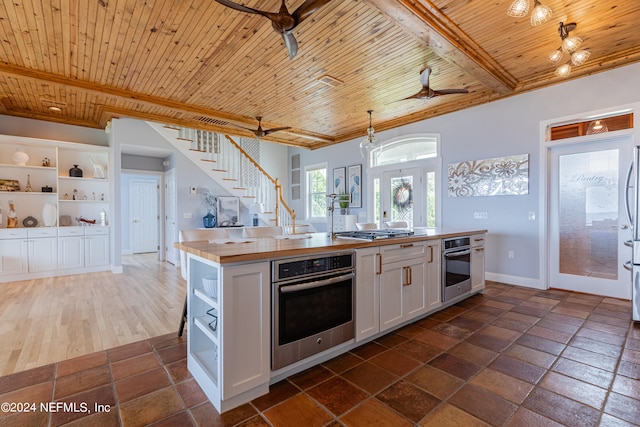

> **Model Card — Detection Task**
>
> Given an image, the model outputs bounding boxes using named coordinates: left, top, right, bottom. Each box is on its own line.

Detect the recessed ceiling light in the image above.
left=48, top=106, right=62, bottom=112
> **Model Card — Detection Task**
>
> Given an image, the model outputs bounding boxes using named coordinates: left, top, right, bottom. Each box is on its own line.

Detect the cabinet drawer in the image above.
left=380, top=241, right=428, bottom=264
left=58, top=227, right=84, bottom=237
left=471, top=233, right=485, bottom=247
left=27, top=228, right=57, bottom=238
left=0, top=229, right=28, bottom=239
left=84, top=226, right=109, bottom=236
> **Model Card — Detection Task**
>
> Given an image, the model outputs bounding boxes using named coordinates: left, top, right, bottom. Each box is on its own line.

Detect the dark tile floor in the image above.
left=1, top=282, right=639, bottom=426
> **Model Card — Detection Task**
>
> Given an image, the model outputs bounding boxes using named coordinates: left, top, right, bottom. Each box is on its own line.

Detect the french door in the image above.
left=548, top=136, right=632, bottom=298
left=381, top=168, right=424, bottom=227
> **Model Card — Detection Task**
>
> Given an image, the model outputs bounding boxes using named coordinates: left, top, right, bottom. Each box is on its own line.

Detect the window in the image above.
left=305, top=163, right=327, bottom=220
left=370, top=135, right=438, bottom=167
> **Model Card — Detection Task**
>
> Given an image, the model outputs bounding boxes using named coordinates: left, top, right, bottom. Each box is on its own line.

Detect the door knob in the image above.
left=621, top=224, right=629, bottom=229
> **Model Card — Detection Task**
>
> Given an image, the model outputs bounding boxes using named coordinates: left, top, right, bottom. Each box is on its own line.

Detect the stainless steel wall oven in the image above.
left=272, top=251, right=355, bottom=370
left=442, top=236, right=472, bottom=302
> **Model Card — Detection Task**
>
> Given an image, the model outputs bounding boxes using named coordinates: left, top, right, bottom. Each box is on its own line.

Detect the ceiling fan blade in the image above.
left=432, top=88, right=469, bottom=96
left=263, top=126, right=291, bottom=136
left=214, top=0, right=263, bottom=15
left=293, top=0, right=333, bottom=24
left=282, top=32, right=299, bottom=59
left=419, top=67, right=432, bottom=87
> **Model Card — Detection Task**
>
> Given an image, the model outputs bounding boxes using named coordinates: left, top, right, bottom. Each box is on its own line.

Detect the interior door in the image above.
left=164, top=168, right=178, bottom=265
left=381, top=168, right=423, bottom=227
left=130, top=178, right=159, bottom=254
left=548, top=136, right=632, bottom=299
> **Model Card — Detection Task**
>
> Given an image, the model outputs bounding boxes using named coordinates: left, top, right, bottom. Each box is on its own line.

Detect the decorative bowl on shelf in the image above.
left=12, top=151, right=29, bottom=166
left=202, top=274, right=218, bottom=299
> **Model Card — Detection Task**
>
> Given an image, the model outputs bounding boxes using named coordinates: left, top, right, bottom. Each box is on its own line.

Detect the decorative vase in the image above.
left=12, top=151, right=29, bottom=165
left=340, top=207, right=348, bottom=215
left=69, top=164, right=83, bottom=177
left=42, top=203, right=57, bottom=227
left=203, top=210, right=216, bottom=228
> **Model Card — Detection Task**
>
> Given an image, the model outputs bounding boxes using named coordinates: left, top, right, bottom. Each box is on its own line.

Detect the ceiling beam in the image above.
left=0, top=62, right=334, bottom=144
left=366, top=0, right=517, bottom=94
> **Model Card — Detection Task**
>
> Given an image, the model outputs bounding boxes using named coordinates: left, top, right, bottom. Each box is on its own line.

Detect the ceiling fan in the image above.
left=400, top=67, right=469, bottom=101
left=231, top=116, right=291, bottom=139
left=214, top=0, right=333, bottom=59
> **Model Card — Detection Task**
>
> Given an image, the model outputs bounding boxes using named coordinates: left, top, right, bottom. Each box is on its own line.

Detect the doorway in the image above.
left=381, top=168, right=423, bottom=228
left=548, top=135, right=632, bottom=298
left=130, top=177, right=159, bottom=254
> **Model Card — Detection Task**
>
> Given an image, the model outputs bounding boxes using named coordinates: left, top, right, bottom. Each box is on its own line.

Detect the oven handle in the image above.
left=279, top=272, right=354, bottom=294
left=444, top=249, right=471, bottom=258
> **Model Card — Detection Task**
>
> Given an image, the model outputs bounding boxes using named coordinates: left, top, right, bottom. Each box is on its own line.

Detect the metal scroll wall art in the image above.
left=448, top=154, right=529, bottom=197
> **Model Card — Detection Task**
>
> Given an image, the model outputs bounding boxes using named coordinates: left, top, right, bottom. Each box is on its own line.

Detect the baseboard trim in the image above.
left=486, top=272, right=545, bottom=290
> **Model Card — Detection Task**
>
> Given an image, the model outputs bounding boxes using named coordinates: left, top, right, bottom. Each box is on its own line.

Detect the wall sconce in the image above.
left=547, top=22, right=591, bottom=77
left=507, top=0, right=553, bottom=26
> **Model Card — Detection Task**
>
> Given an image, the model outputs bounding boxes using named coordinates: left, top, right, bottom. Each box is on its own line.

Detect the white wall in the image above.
left=288, top=62, right=640, bottom=288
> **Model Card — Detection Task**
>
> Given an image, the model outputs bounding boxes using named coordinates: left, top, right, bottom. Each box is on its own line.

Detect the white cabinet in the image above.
left=0, top=229, right=28, bottom=276
left=27, top=228, right=57, bottom=273
left=356, top=239, right=441, bottom=338
left=332, top=214, right=357, bottom=232
left=0, top=134, right=111, bottom=282
left=471, top=233, right=485, bottom=293
left=355, top=246, right=380, bottom=341
left=0, top=228, right=57, bottom=276
left=58, top=227, right=110, bottom=270
left=187, top=255, right=270, bottom=413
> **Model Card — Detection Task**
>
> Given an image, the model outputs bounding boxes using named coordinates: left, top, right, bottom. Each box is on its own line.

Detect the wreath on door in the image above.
left=392, top=181, right=413, bottom=211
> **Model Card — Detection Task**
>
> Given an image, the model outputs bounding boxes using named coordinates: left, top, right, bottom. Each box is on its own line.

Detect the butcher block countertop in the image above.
left=175, top=228, right=487, bottom=265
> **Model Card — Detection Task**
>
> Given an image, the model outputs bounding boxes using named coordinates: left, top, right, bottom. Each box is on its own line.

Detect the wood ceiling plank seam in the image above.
left=0, top=2, right=23, bottom=65
left=171, top=12, right=278, bottom=103
left=3, top=1, right=36, bottom=68
left=121, top=0, right=179, bottom=93
left=97, top=0, right=131, bottom=86
left=49, top=0, right=70, bottom=76
left=77, top=0, right=99, bottom=82
left=139, top=4, right=243, bottom=98
left=93, top=0, right=129, bottom=86
left=20, top=0, right=48, bottom=72
left=120, top=0, right=184, bottom=95
left=35, top=0, right=59, bottom=74
left=152, top=8, right=244, bottom=98
left=61, top=0, right=76, bottom=77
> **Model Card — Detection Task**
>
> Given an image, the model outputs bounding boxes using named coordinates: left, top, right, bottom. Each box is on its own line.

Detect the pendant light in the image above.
left=359, top=110, right=379, bottom=159
left=507, top=0, right=552, bottom=26
left=547, top=22, right=591, bottom=78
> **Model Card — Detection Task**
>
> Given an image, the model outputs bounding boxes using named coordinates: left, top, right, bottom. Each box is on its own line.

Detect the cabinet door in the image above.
left=355, top=247, right=380, bottom=341
left=403, top=257, right=427, bottom=319
left=220, top=262, right=270, bottom=399
left=0, top=239, right=29, bottom=276
left=85, top=235, right=109, bottom=267
left=379, top=259, right=406, bottom=332
left=58, top=236, right=85, bottom=269
left=426, top=241, right=442, bottom=310
left=28, top=237, right=58, bottom=272
left=471, top=244, right=485, bottom=293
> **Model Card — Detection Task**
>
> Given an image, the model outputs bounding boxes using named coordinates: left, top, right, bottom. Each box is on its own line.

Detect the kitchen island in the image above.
left=175, top=228, right=486, bottom=413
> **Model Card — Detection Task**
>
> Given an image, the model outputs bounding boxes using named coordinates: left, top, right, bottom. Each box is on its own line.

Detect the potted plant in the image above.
left=339, top=193, right=349, bottom=215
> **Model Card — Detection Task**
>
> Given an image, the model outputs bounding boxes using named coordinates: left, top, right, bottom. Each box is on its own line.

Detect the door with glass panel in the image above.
left=548, top=136, right=632, bottom=298
left=381, top=168, right=424, bottom=228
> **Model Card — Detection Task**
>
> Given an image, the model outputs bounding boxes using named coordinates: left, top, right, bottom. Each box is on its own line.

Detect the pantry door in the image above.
left=548, top=136, right=632, bottom=299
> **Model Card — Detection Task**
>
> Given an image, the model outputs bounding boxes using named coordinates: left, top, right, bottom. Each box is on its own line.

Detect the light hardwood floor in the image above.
left=0, top=253, right=185, bottom=377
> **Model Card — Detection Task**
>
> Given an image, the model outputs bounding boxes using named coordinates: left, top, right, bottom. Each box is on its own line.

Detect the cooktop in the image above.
left=334, top=229, right=415, bottom=241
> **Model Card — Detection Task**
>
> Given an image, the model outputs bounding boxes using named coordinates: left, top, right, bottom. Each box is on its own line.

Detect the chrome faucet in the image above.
left=326, top=193, right=352, bottom=239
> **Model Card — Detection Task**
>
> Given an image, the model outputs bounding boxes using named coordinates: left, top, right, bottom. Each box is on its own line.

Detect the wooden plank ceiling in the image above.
left=0, top=0, right=638, bottom=149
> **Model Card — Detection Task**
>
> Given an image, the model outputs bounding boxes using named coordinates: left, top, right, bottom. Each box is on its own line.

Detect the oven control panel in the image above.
left=443, top=236, right=470, bottom=251
left=274, top=252, right=353, bottom=281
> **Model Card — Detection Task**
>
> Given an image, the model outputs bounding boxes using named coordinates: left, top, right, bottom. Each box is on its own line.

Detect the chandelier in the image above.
left=547, top=22, right=591, bottom=77
left=507, top=0, right=553, bottom=26
left=359, top=110, right=380, bottom=159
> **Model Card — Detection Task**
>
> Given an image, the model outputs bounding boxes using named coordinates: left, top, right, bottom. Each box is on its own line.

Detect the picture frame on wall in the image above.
left=332, top=167, right=346, bottom=195
left=216, top=196, right=241, bottom=227
left=348, top=164, right=362, bottom=208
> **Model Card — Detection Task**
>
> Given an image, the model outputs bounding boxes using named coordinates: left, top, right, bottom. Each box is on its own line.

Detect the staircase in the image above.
left=147, top=122, right=296, bottom=233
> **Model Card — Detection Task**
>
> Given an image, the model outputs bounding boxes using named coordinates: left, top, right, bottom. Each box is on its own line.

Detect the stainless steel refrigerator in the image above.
left=624, top=146, right=640, bottom=321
